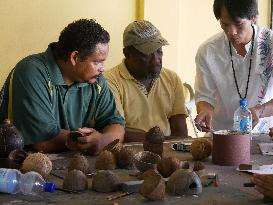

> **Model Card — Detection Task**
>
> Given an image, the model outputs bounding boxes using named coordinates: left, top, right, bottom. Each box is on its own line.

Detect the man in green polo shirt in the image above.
left=0, top=19, right=125, bottom=154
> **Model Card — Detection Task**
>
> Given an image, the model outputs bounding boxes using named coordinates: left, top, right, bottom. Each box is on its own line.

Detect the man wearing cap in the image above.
left=104, top=20, right=188, bottom=142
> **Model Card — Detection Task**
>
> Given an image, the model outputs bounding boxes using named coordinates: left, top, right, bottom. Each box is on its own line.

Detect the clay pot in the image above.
left=166, top=169, right=202, bottom=196
left=140, top=175, right=165, bottom=200
left=134, top=151, right=161, bottom=173
left=212, top=130, right=250, bottom=166
left=0, top=119, right=24, bottom=158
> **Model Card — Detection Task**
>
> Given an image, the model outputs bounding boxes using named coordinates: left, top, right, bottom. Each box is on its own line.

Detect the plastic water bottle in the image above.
left=233, top=99, right=252, bottom=133
left=0, top=168, right=55, bottom=195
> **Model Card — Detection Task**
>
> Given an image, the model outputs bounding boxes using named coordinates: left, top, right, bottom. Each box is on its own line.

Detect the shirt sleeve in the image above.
left=92, top=75, right=125, bottom=131
left=194, top=46, right=217, bottom=107
left=11, top=59, right=59, bottom=145
left=103, top=71, right=125, bottom=118
left=170, top=72, right=188, bottom=117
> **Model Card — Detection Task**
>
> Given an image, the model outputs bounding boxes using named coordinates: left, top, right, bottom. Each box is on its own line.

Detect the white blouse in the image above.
left=195, top=25, right=273, bottom=133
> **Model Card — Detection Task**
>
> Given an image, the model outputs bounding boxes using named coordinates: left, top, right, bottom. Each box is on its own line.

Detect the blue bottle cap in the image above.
left=240, top=99, right=248, bottom=108
left=43, top=182, right=56, bottom=193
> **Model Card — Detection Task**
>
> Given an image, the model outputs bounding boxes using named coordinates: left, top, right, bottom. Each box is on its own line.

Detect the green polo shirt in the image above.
left=0, top=43, right=124, bottom=145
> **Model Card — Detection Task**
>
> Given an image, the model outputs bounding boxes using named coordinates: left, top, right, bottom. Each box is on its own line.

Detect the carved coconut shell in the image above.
left=190, top=138, right=212, bottom=160
left=134, top=151, right=161, bottom=173
left=95, top=150, right=116, bottom=170
left=180, top=161, right=190, bottom=169
left=193, top=161, right=205, bottom=171
left=21, top=152, right=52, bottom=178
left=68, top=154, right=90, bottom=174
left=140, top=174, right=165, bottom=201
left=145, top=126, right=164, bottom=144
left=157, top=157, right=180, bottom=178
left=92, top=170, right=121, bottom=193
left=102, top=139, right=122, bottom=158
left=117, top=147, right=134, bottom=169
left=143, top=141, right=163, bottom=157
left=63, top=169, right=88, bottom=191
left=0, top=119, right=24, bottom=158
left=166, top=169, right=202, bottom=196
left=137, top=169, right=160, bottom=180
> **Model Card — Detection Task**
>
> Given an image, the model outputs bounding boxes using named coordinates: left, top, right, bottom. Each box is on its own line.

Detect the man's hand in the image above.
left=249, top=104, right=265, bottom=127
left=66, top=127, right=103, bottom=155
left=251, top=174, right=273, bottom=199
left=195, top=101, right=214, bottom=132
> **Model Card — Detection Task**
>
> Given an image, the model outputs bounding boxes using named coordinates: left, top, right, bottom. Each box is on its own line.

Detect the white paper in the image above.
left=237, top=164, right=273, bottom=174
left=258, top=143, right=273, bottom=156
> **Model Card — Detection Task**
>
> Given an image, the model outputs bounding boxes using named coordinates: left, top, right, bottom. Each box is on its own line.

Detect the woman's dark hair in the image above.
left=213, top=0, right=258, bottom=21
left=55, top=19, right=110, bottom=61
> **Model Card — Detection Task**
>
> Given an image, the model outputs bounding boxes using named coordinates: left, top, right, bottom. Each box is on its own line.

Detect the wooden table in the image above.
left=1, top=134, right=273, bottom=205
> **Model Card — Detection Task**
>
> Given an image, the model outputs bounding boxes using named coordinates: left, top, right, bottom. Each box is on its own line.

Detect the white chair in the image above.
left=183, top=82, right=199, bottom=138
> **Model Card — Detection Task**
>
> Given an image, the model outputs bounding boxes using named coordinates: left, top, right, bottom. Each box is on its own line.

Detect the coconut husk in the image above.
left=117, top=147, right=135, bottom=169
left=21, top=152, right=52, bottom=178
left=157, top=157, right=180, bottom=178
left=68, top=153, right=90, bottom=174
left=63, top=169, right=88, bottom=191
left=166, top=169, right=202, bottom=196
left=190, top=138, right=212, bottom=160
left=92, top=170, right=121, bottom=193
left=140, top=174, right=165, bottom=200
left=95, top=150, right=116, bottom=170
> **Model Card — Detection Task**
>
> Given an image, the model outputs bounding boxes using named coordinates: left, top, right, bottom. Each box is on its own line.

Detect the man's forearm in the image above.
left=32, top=129, right=70, bottom=153
left=100, top=124, right=125, bottom=148
left=196, top=101, right=214, bottom=114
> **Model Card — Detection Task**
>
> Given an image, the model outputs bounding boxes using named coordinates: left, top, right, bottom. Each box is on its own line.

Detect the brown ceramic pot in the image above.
left=212, top=130, right=250, bottom=166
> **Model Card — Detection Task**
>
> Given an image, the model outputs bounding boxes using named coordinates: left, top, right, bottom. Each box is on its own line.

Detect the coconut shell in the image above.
left=63, top=169, right=88, bottom=191
left=92, top=170, right=121, bottom=193
left=0, top=120, right=24, bottom=158
left=193, top=161, right=205, bottom=171
left=68, top=154, right=90, bottom=174
left=134, top=151, right=161, bottom=173
left=157, top=157, right=180, bottom=178
left=117, top=147, right=134, bottom=169
left=137, top=169, right=161, bottom=180
left=21, top=152, right=52, bottom=178
left=166, top=169, right=202, bottom=196
left=95, top=150, right=116, bottom=170
left=180, top=161, right=190, bottom=169
left=102, top=139, right=122, bottom=158
left=140, top=175, right=165, bottom=200
left=143, top=141, right=163, bottom=157
left=145, top=126, right=165, bottom=144
left=190, top=138, right=212, bottom=160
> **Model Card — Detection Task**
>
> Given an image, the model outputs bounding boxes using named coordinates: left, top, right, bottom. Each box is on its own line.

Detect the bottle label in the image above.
left=0, top=168, right=17, bottom=194
left=240, top=119, right=251, bottom=133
